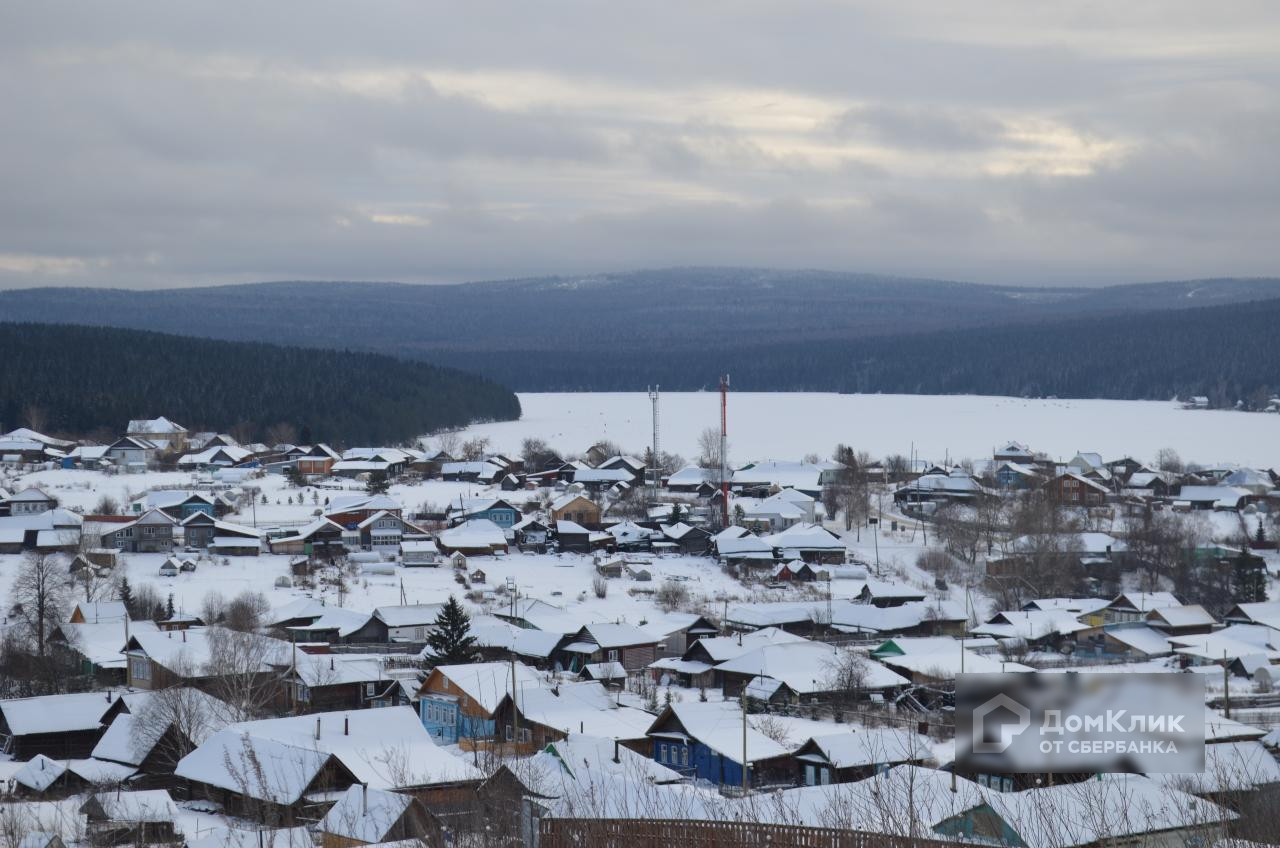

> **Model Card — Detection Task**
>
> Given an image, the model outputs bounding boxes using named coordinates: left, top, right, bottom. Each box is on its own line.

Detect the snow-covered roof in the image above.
left=318, top=783, right=414, bottom=842
left=975, top=775, right=1234, bottom=848
left=285, top=607, right=373, bottom=638
left=328, top=493, right=402, bottom=514
left=178, top=445, right=252, bottom=466
left=1147, top=604, right=1217, bottom=629
left=879, top=648, right=1033, bottom=680
left=762, top=522, right=845, bottom=551
left=129, top=628, right=287, bottom=674
left=725, top=600, right=828, bottom=628
left=512, top=682, right=652, bottom=741
left=688, top=627, right=807, bottom=662
left=1110, top=592, right=1180, bottom=612
left=666, top=465, right=711, bottom=486
left=580, top=622, right=659, bottom=649
left=185, top=826, right=313, bottom=848
left=572, top=467, right=633, bottom=484
left=127, top=416, right=186, bottom=434
left=1177, top=485, right=1252, bottom=506
left=177, top=707, right=479, bottom=800
left=1098, top=625, right=1173, bottom=656
left=715, top=641, right=907, bottom=693
left=0, top=692, right=114, bottom=736
left=437, top=519, right=506, bottom=549
left=374, top=603, right=444, bottom=628
left=13, top=756, right=69, bottom=792
left=800, top=729, right=932, bottom=768
left=426, top=661, right=543, bottom=714
left=56, top=619, right=157, bottom=668
left=973, top=609, right=1090, bottom=640
left=1169, top=624, right=1280, bottom=662
left=829, top=600, right=965, bottom=635
left=715, top=533, right=775, bottom=558
left=658, top=701, right=790, bottom=764
left=1152, top=740, right=1280, bottom=794
left=69, top=601, right=129, bottom=623
left=732, top=461, right=827, bottom=491
left=85, top=789, right=177, bottom=822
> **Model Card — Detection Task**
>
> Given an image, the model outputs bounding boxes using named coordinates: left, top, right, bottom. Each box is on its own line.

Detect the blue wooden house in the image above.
left=415, top=661, right=542, bottom=745
left=645, top=701, right=793, bottom=788
left=445, top=497, right=522, bottom=530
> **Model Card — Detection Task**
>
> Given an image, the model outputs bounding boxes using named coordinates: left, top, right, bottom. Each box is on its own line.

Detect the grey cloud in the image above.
left=0, top=1, right=1277, bottom=289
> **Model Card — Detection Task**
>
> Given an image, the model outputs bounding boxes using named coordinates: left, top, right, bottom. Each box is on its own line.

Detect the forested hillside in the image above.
left=1, top=269, right=1277, bottom=403
left=0, top=323, right=520, bottom=444
left=422, top=295, right=1280, bottom=405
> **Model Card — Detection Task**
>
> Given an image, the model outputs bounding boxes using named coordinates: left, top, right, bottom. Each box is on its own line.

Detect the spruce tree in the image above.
left=166, top=593, right=176, bottom=620
left=118, top=577, right=134, bottom=619
left=426, top=596, right=477, bottom=665
left=366, top=470, right=391, bottom=496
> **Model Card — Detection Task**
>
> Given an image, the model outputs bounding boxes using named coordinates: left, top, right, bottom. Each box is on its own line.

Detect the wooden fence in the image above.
left=539, top=818, right=962, bottom=848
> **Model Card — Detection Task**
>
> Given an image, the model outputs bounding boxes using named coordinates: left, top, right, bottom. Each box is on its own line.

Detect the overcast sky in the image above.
left=2, top=2, right=1278, bottom=289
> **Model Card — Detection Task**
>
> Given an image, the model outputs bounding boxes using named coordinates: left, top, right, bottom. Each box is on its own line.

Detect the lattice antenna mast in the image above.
left=648, top=385, right=661, bottom=501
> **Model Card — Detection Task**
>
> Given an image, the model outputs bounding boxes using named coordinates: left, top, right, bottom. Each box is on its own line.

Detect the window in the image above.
left=129, top=655, right=150, bottom=681
left=365, top=683, right=376, bottom=697
left=658, top=743, right=667, bottom=763
left=145, top=526, right=155, bottom=536
left=681, top=747, right=689, bottom=767
left=606, top=649, right=619, bottom=663
left=519, top=728, right=531, bottom=743
left=295, top=682, right=310, bottom=702
left=505, top=724, right=513, bottom=742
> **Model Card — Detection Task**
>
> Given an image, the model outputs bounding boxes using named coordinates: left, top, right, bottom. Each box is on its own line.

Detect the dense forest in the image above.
left=418, top=294, right=1280, bottom=404
left=0, top=270, right=1277, bottom=403
left=0, top=323, right=520, bottom=445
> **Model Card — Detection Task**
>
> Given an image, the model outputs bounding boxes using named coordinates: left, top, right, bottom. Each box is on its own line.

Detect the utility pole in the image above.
left=1223, top=650, right=1231, bottom=718
left=720, top=375, right=730, bottom=529
left=511, top=653, right=520, bottom=752
left=741, top=688, right=749, bottom=796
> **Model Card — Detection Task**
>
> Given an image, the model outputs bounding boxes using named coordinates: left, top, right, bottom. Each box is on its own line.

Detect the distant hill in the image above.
left=0, top=323, right=520, bottom=445
left=1, top=268, right=1277, bottom=401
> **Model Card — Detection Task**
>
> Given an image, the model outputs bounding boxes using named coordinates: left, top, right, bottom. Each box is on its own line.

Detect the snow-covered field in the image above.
left=453, top=392, right=1280, bottom=468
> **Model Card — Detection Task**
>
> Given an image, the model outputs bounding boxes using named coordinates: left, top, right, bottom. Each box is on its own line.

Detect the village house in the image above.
left=98, top=507, right=178, bottom=553
left=104, top=436, right=159, bottom=470
left=415, top=661, right=543, bottom=746
left=549, top=493, right=601, bottom=528
left=444, top=497, right=522, bottom=529
left=645, top=700, right=792, bottom=788
left=1044, top=471, right=1110, bottom=507
left=179, top=511, right=263, bottom=554
left=555, top=623, right=661, bottom=674
left=489, top=680, right=654, bottom=755
left=316, top=783, right=436, bottom=848
left=0, top=692, right=120, bottom=760
left=792, top=729, right=932, bottom=786
left=126, top=416, right=188, bottom=450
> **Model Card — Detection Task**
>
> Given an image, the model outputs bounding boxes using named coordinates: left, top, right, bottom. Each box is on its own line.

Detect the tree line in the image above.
left=0, top=322, right=521, bottom=445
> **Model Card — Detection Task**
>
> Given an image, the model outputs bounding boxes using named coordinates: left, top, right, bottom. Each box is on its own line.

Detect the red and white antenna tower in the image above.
left=719, top=374, right=730, bottom=528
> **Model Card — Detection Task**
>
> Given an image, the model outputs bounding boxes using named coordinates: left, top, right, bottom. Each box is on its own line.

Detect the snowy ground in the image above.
left=450, top=392, right=1280, bottom=468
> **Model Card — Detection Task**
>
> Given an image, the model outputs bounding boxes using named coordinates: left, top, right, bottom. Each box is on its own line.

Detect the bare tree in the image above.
left=223, top=590, right=270, bottom=633
left=696, top=427, right=727, bottom=472
left=9, top=551, right=69, bottom=658
left=204, top=628, right=281, bottom=721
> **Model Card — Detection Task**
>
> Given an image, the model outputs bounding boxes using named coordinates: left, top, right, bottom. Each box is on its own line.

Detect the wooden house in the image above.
left=317, top=784, right=435, bottom=848
left=415, top=662, right=542, bottom=746
left=80, top=790, right=180, bottom=846
left=99, top=508, right=177, bottom=553
left=549, top=493, right=601, bottom=529
left=792, top=729, right=931, bottom=785
left=555, top=623, right=660, bottom=673
left=1043, top=472, right=1109, bottom=507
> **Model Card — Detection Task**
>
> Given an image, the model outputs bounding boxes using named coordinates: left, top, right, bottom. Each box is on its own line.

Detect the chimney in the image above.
left=362, top=782, right=368, bottom=816
left=314, top=717, right=320, bottom=740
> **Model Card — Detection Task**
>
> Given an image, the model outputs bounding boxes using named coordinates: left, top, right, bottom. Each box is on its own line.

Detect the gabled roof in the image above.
left=318, top=784, right=415, bottom=842
left=127, top=416, right=186, bottom=434
left=423, top=661, right=543, bottom=714
left=577, top=622, right=659, bottom=649
left=550, top=492, right=596, bottom=512
left=0, top=692, right=118, bottom=736
left=797, top=729, right=932, bottom=769
left=714, top=641, right=907, bottom=693
left=650, top=701, right=789, bottom=764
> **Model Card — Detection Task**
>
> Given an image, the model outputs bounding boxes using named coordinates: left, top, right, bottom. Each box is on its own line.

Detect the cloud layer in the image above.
left=2, top=1, right=1278, bottom=288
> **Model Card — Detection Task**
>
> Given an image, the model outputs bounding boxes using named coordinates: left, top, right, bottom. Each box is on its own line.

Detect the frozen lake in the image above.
left=453, top=392, right=1279, bottom=468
